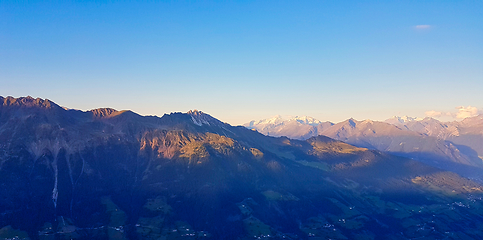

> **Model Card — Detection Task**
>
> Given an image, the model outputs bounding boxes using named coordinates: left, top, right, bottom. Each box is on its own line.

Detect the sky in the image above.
left=1, top=1, right=482, bottom=125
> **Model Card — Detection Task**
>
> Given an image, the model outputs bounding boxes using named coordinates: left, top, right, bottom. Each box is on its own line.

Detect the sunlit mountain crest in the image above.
left=187, top=109, right=220, bottom=126
left=245, top=115, right=324, bottom=128
left=3, top=96, right=483, bottom=239
left=461, top=114, right=483, bottom=126
left=291, top=116, right=323, bottom=126
left=244, top=115, right=333, bottom=140
left=1, top=95, right=59, bottom=109
left=385, top=115, right=423, bottom=125
left=89, top=108, right=118, bottom=118
left=245, top=115, right=285, bottom=127
left=245, top=114, right=483, bottom=178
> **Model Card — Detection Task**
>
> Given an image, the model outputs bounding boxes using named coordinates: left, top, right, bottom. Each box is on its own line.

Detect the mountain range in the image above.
left=2, top=96, right=483, bottom=239
left=245, top=115, right=483, bottom=178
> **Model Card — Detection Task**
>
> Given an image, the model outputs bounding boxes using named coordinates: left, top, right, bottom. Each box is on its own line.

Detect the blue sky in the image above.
left=1, top=1, right=482, bottom=125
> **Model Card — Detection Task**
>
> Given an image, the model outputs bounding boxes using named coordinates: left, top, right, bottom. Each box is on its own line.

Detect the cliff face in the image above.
left=2, top=97, right=483, bottom=240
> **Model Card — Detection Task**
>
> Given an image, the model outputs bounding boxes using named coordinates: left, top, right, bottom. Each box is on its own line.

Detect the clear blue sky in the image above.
left=1, top=1, right=482, bottom=125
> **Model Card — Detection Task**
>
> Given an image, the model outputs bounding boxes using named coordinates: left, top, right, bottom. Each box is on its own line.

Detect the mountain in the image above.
left=321, top=118, right=483, bottom=174
left=246, top=115, right=483, bottom=178
left=244, top=116, right=333, bottom=140
left=385, top=115, right=483, bottom=158
left=3, top=96, right=483, bottom=239
left=385, top=117, right=459, bottom=139
left=385, top=116, right=423, bottom=126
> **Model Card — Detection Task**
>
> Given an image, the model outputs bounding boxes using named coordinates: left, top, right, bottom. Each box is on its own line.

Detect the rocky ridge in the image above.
left=246, top=115, right=483, bottom=178
left=2, top=96, right=483, bottom=239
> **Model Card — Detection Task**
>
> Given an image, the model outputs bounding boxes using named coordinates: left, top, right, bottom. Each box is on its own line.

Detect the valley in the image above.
left=245, top=115, right=483, bottom=179
left=1, top=97, right=483, bottom=239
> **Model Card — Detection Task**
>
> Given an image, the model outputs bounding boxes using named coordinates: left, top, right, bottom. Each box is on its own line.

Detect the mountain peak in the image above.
left=187, top=109, right=203, bottom=115
left=347, top=118, right=357, bottom=127
left=420, top=117, right=441, bottom=122
left=461, top=114, right=483, bottom=126
left=89, top=108, right=118, bottom=118
left=186, top=110, right=221, bottom=126
left=291, top=116, right=322, bottom=126
left=244, top=115, right=284, bottom=128
left=245, top=115, right=323, bottom=128
left=243, top=115, right=332, bottom=140
left=0, top=96, right=60, bottom=109
left=385, top=116, right=423, bottom=125
left=264, top=115, right=284, bottom=123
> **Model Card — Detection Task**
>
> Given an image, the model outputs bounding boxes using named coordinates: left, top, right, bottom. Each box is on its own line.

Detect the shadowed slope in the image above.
left=2, top=96, right=483, bottom=240
left=246, top=115, right=483, bottom=178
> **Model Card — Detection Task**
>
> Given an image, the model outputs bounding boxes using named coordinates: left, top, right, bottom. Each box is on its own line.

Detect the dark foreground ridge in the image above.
left=1, top=96, right=483, bottom=239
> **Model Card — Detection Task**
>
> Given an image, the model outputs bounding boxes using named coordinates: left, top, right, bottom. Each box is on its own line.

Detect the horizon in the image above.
left=1, top=1, right=482, bottom=125
left=0, top=95, right=477, bottom=126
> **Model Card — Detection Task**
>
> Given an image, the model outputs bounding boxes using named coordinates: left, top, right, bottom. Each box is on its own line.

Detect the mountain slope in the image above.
left=321, top=118, right=483, bottom=172
left=385, top=115, right=483, bottom=159
left=244, top=115, right=333, bottom=140
left=2, top=97, right=483, bottom=240
left=246, top=115, right=483, bottom=178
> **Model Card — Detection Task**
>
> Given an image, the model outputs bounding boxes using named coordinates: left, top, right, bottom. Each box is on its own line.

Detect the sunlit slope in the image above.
left=246, top=116, right=483, bottom=177
left=2, top=96, right=483, bottom=240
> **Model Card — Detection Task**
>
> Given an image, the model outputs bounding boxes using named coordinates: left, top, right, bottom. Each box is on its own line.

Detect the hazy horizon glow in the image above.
left=1, top=1, right=482, bottom=125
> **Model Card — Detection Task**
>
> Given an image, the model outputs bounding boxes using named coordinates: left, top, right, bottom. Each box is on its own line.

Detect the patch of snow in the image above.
left=191, top=115, right=203, bottom=126
left=187, top=110, right=222, bottom=127
left=387, top=116, right=423, bottom=124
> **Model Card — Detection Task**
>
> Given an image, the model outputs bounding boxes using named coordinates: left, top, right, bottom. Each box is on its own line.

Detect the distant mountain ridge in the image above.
left=1, top=95, right=58, bottom=109
left=245, top=115, right=483, bottom=177
left=385, top=115, right=424, bottom=125
left=244, top=115, right=333, bottom=140
left=3, top=96, right=483, bottom=239
left=245, top=115, right=324, bottom=128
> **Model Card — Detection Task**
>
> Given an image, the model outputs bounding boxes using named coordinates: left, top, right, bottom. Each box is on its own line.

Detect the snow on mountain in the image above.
left=5, top=96, right=483, bottom=240
left=245, top=115, right=322, bottom=128
left=385, top=116, right=423, bottom=125
left=245, top=114, right=483, bottom=176
left=245, top=115, right=284, bottom=128
left=187, top=109, right=220, bottom=126
left=291, top=116, right=322, bottom=126
left=244, top=115, right=332, bottom=140
left=384, top=116, right=461, bottom=138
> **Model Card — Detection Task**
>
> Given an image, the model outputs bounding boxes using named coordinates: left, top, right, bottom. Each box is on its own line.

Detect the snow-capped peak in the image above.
left=386, top=116, right=423, bottom=125
left=244, top=115, right=323, bottom=128
left=290, top=116, right=322, bottom=126
left=187, top=110, right=221, bottom=126
left=245, top=115, right=284, bottom=128
left=262, top=115, right=284, bottom=125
